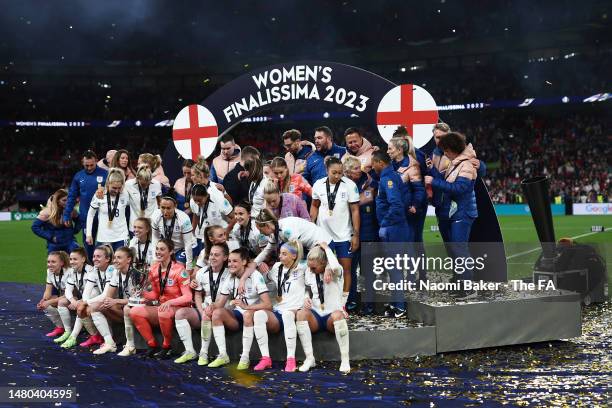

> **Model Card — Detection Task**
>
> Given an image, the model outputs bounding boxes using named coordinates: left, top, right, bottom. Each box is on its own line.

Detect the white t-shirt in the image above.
left=195, top=266, right=231, bottom=306
left=305, top=265, right=344, bottom=316
left=190, top=194, right=233, bottom=239
left=87, top=190, right=130, bottom=243
left=312, top=176, right=360, bottom=242
left=124, top=179, right=162, bottom=231
left=228, top=221, right=268, bottom=256
left=265, top=261, right=307, bottom=312
left=86, top=265, right=116, bottom=298
left=108, top=268, right=139, bottom=300
left=129, top=237, right=155, bottom=268
left=65, top=265, right=94, bottom=300
left=46, top=268, right=70, bottom=292
left=249, top=176, right=269, bottom=219
left=218, top=271, right=269, bottom=314
left=151, top=208, right=193, bottom=267
left=254, top=217, right=332, bottom=265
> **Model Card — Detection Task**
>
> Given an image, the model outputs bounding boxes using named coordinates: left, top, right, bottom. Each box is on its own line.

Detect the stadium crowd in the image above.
left=2, top=108, right=610, bottom=211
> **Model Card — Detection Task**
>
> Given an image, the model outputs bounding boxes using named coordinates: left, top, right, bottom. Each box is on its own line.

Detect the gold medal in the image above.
left=277, top=295, right=283, bottom=303
left=321, top=303, right=325, bottom=311
left=140, top=210, right=145, bottom=217
left=328, top=209, right=333, bottom=216
left=107, top=220, right=113, bottom=228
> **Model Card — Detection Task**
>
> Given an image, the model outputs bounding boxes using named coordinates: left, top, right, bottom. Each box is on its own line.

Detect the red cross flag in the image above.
left=172, top=104, right=219, bottom=160
left=376, top=84, right=439, bottom=148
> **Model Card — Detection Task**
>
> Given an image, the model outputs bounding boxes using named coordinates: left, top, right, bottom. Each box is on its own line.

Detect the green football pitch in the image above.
left=0, top=216, right=609, bottom=285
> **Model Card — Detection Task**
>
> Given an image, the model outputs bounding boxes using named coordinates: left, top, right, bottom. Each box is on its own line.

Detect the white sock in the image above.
left=175, top=319, right=195, bottom=355
left=296, top=321, right=314, bottom=360
left=333, top=319, right=350, bottom=363
left=123, top=315, right=135, bottom=348
left=92, top=312, right=114, bottom=345
left=44, top=306, right=62, bottom=327
left=70, top=317, right=83, bottom=338
left=253, top=310, right=269, bottom=358
left=200, top=320, right=212, bottom=359
left=241, top=325, right=255, bottom=361
left=57, top=306, right=72, bottom=331
left=342, top=292, right=349, bottom=307
left=212, top=325, right=227, bottom=357
left=281, top=310, right=297, bottom=358
left=81, top=317, right=98, bottom=335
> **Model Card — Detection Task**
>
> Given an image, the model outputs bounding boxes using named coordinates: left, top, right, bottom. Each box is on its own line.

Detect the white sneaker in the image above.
left=93, top=342, right=117, bottom=355
left=339, top=360, right=351, bottom=373
left=298, top=357, right=316, bottom=372
left=117, top=344, right=136, bottom=357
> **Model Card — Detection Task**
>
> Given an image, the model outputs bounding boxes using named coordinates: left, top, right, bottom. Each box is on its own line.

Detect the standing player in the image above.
left=296, top=242, right=350, bottom=373
left=129, top=239, right=193, bottom=358
left=310, top=156, right=360, bottom=311
left=150, top=196, right=194, bottom=275
left=207, top=248, right=272, bottom=369
left=255, top=240, right=307, bottom=372
left=76, top=245, right=116, bottom=349
left=173, top=243, right=231, bottom=365
left=86, top=168, right=130, bottom=251
left=125, top=164, right=162, bottom=233
left=37, top=251, right=71, bottom=338
left=63, top=150, right=108, bottom=260
left=57, top=248, right=99, bottom=349
left=244, top=156, right=269, bottom=218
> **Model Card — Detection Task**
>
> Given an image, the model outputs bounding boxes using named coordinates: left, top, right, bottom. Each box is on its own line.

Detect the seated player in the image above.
left=83, top=247, right=137, bottom=355
left=129, top=239, right=192, bottom=358
left=207, top=248, right=272, bottom=369
left=57, top=248, right=99, bottom=349
left=296, top=243, right=350, bottom=373
left=173, top=243, right=231, bottom=365
left=36, top=251, right=71, bottom=339
left=255, top=240, right=307, bottom=372
left=128, top=217, right=155, bottom=269
left=76, top=245, right=116, bottom=353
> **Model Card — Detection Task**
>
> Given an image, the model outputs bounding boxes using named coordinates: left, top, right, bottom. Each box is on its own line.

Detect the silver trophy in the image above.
left=128, top=265, right=151, bottom=307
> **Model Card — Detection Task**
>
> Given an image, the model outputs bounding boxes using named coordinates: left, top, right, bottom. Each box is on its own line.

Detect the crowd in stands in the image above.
left=2, top=104, right=610, bottom=212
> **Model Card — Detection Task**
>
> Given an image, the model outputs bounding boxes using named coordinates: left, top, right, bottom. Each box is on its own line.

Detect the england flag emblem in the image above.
left=376, top=84, right=439, bottom=148
left=172, top=104, right=219, bottom=160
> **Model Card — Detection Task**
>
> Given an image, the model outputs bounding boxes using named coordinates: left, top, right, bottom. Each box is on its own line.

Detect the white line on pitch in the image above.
left=505, top=228, right=609, bottom=260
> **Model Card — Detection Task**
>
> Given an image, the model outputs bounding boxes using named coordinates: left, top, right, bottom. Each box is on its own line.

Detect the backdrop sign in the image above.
left=166, top=60, right=507, bottom=281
